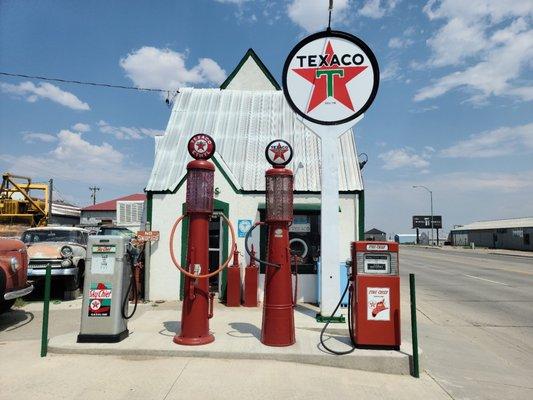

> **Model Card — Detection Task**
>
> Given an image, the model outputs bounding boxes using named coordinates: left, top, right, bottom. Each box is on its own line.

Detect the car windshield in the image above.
left=98, top=228, right=134, bottom=239
left=21, top=230, right=85, bottom=244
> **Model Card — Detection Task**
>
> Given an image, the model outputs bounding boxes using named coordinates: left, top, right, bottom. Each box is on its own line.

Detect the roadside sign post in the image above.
left=283, top=30, right=379, bottom=318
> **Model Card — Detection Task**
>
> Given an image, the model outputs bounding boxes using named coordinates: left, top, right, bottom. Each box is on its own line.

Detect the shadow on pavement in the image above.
left=227, top=322, right=260, bottom=339
left=0, top=309, right=34, bottom=332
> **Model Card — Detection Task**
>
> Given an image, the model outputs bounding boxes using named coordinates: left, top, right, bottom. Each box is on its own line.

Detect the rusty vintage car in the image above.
left=0, top=238, right=33, bottom=313
left=21, top=227, right=89, bottom=296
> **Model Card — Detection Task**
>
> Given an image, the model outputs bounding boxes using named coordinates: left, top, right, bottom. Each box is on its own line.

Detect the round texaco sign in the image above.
left=283, top=30, right=379, bottom=126
left=265, top=139, right=293, bottom=167
left=188, top=134, right=216, bottom=160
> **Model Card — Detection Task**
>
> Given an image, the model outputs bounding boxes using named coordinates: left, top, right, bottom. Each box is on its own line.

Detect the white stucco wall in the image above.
left=224, top=57, right=278, bottom=91
left=147, top=162, right=359, bottom=303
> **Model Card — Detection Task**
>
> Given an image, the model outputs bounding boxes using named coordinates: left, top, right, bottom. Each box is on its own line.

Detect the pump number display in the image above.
left=91, top=254, right=115, bottom=275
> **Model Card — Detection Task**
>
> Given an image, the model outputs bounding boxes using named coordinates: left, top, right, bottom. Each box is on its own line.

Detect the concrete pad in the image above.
left=48, top=302, right=415, bottom=375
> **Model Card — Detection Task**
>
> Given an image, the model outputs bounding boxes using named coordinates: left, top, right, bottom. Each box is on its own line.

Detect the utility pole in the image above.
left=89, top=186, right=100, bottom=205
left=48, top=179, right=53, bottom=225
left=413, top=185, right=434, bottom=246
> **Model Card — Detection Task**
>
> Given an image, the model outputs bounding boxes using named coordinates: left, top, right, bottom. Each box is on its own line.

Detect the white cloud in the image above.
left=287, top=0, right=350, bottom=32
left=119, top=47, right=226, bottom=90
left=359, top=0, right=399, bottom=19
left=72, top=122, right=91, bottom=132
left=378, top=147, right=431, bottom=170
left=0, top=81, right=90, bottom=110
left=22, top=132, right=57, bottom=144
left=380, top=61, right=400, bottom=81
left=98, top=120, right=164, bottom=140
left=415, top=0, right=533, bottom=103
left=388, top=37, right=414, bottom=49
left=441, top=122, right=533, bottom=158
left=1, top=130, right=149, bottom=187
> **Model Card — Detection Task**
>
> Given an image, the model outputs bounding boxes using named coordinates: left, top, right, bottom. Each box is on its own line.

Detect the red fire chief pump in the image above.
left=320, top=241, right=401, bottom=353
left=169, top=134, right=236, bottom=345
left=245, top=139, right=295, bottom=346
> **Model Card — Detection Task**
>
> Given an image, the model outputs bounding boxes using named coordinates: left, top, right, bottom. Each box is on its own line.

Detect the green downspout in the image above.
left=358, top=191, right=365, bottom=240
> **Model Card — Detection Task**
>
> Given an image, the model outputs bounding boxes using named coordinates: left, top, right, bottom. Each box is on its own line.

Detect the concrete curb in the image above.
left=48, top=331, right=415, bottom=375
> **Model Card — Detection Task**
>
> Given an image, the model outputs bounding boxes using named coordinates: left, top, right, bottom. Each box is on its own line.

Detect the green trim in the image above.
left=212, top=157, right=240, bottom=194
left=214, top=199, right=230, bottom=301
left=358, top=191, right=365, bottom=240
left=315, top=313, right=346, bottom=323
left=256, top=203, right=342, bottom=212
left=179, top=203, right=188, bottom=301
left=220, top=48, right=281, bottom=90
left=146, top=192, right=153, bottom=226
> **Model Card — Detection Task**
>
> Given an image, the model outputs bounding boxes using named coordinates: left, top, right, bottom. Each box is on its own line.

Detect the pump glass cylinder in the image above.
left=186, top=169, right=214, bottom=213
left=266, top=174, right=293, bottom=222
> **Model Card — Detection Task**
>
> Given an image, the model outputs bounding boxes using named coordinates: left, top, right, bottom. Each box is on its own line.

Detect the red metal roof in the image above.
left=82, top=193, right=146, bottom=211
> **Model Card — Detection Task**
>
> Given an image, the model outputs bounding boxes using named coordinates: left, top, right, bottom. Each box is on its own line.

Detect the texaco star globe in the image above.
left=265, top=139, right=293, bottom=167
left=188, top=134, right=216, bottom=160
left=283, top=30, right=379, bottom=126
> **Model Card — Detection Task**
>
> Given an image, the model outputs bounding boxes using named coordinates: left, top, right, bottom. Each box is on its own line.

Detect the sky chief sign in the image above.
left=283, top=30, right=379, bottom=126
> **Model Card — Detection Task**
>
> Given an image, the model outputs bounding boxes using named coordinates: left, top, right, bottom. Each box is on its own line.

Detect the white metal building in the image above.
left=145, top=49, right=365, bottom=302
left=450, top=217, right=533, bottom=251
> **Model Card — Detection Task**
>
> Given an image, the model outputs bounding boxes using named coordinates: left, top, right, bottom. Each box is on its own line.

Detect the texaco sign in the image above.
left=265, top=139, right=293, bottom=167
left=188, top=134, right=216, bottom=160
left=282, top=30, right=379, bottom=126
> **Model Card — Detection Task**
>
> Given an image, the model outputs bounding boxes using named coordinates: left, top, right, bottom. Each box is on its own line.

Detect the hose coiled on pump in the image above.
left=121, top=252, right=138, bottom=320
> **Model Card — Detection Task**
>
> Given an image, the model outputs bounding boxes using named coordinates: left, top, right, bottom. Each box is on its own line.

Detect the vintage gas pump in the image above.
left=78, top=235, right=137, bottom=343
left=351, top=241, right=400, bottom=349
left=245, top=139, right=295, bottom=346
left=320, top=241, right=400, bottom=353
left=169, top=134, right=236, bottom=345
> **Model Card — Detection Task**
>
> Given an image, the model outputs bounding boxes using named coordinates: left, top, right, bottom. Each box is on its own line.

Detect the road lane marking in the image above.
left=463, top=274, right=510, bottom=286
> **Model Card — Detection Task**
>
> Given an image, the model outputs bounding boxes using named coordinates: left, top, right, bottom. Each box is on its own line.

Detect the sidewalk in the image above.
left=1, top=338, right=450, bottom=400
left=49, top=302, right=413, bottom=375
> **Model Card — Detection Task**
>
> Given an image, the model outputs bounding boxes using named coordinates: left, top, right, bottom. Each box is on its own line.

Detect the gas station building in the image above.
left=144, top=49, right=365, bottom=302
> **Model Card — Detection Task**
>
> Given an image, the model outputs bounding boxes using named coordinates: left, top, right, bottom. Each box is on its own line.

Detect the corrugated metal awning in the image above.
left=146, top=88, right=363, bottom=193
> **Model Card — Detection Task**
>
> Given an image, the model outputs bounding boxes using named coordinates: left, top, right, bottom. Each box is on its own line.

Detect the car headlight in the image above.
left=61, top=259, right=73, bottom=267
left=60, top=246, right=73, bottom=258
left=10, top=257, right=19, bottom=273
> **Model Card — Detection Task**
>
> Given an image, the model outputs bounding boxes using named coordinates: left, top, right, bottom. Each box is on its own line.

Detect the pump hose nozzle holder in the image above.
left=244, top=222, right=280, bottom=269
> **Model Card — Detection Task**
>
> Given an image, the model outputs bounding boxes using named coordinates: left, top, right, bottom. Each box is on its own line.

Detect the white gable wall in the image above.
left=224, top=57, right=278, bottom=91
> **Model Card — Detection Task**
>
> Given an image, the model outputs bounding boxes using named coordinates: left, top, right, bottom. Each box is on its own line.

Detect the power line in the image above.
left=0, top=71, right=177, bottom=93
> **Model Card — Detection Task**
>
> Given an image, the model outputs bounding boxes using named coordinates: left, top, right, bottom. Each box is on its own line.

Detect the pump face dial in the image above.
left=188, top=134, right=216, bottom=160
left=265, top=139, right=293, bottom=167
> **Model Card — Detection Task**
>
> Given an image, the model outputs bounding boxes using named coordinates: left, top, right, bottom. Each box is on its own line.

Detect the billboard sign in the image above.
left=412, top=215, right=442, bottom=229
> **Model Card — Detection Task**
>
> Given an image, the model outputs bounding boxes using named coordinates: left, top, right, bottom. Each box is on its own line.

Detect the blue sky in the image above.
left=1, top=0, right=532, bottom=235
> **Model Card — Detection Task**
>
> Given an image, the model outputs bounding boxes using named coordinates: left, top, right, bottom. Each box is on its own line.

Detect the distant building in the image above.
left=394, top=234, right=417, bottom=244
left=364, top=228, right=386, bottom=241
left=80, top=193, right=146, bottom=232
left=449, top=217, right=532, bottom=251
left=50, top=201, right=81, bottom=226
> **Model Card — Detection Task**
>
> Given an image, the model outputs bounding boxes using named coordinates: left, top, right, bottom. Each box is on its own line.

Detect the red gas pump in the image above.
left=225, top=250, right=241, bottom=307
left=351, top=241, right=400, bottom=349
left=320, top=241, right=400, bottom=353
left=245, top=139, right=295, bottom=346
left=169, top=134, right=237, bottom=345
left=242, top=245, right=258, bottom=307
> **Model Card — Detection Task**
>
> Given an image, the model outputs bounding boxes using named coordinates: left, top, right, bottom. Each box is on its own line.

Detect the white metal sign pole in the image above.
left=320, top=133, right=341, bottom=316
left=304, top=117, right=363, bottom=317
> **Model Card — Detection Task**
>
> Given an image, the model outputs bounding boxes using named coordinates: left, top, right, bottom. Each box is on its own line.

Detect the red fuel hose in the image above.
left=169, top=214, right=237, bottom=279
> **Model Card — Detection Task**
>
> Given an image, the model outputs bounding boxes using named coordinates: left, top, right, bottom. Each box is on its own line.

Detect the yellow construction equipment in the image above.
left=0, top=173, right=50, bottom=227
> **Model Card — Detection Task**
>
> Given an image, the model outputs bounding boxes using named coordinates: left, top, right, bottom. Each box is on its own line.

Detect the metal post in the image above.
left=40, top=263, right=52, bottom=357
left=429, top=190, right=434, bottom=246
left=409, top=273, right=419, bottom=378
left=48, top=179, right=53, bottom=225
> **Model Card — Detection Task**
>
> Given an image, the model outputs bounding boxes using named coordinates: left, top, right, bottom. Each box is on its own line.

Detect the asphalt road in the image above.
left=399, top=246, right=533, bottom=400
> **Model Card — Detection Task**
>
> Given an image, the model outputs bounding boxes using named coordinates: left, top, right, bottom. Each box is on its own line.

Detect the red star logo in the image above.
left=292, top=41, right=367, bottom=112
left=195, top=140, right=206, bottom=151
left=270, top=143, right=288, bottom=161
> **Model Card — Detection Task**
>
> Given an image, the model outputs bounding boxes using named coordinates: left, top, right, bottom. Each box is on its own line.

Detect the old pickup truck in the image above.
left=0, top=238, right=33, bottom=313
